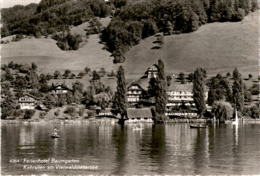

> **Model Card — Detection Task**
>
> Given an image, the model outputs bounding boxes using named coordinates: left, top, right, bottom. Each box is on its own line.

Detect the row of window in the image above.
left=127, top=97, right=140, bottom=102
left=20, top=103, right=35, bottom=105
left=165, top=112, right=197, bottom=116
left=167, top=92, right=192, bottom=95
left=19, top=98, right=35, bottom=101
left=129, top=117, right=152, bottom=120
left=168, top=97, right=193, bottom=100
left=127, top=91, right=142, bottom=94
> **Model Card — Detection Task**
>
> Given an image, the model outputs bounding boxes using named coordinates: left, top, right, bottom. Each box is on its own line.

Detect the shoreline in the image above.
left=1, top=118, right=260, bottom=124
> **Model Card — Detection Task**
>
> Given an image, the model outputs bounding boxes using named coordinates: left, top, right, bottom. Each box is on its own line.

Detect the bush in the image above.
left=53, top=32, right=82, bottom=50
left=12, top=34, right=24, bottom=42
left=233, top=8, right=246, bottom=21
left=86, top=18, right=102, bottom=35
left=24, top=110, right=35, bottom=119
left=64, top=106, right=76, bottom=116
left=212, top=101, right=233, bottom=122
left=13, top=110, right=23, bottom=118
left=78, top=107, right=85, bottom=117
left=243, top=105, right=260, bottom=118
left=87, top=111, right=95, bottom=118
left=251, top=105, right=260, bottom=119
left=249, top=84, right=259, bottom=95
left=54, top=109, right=60, bottom=116
left=39, top=112, right=47, bottom=119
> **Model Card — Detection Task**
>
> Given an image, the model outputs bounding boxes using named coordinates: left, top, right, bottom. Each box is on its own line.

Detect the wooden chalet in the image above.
left=51, top=84, right=71, bottom=95
left=127, top=83, right=145, bottom=104
left=19, top=94, right=38, bottom=110
left=146, top=64, right=159, bottom=79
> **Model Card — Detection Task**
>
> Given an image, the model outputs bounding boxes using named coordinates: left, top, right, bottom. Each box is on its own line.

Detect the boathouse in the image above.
left=127, top=108, right=153, bottom=122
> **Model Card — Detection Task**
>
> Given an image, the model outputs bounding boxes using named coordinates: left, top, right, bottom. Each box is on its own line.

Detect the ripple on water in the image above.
left=1, top=123, right=260, bottom=175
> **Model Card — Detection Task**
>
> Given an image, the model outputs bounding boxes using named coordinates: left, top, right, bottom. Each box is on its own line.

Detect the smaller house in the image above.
left=127, top=83, right=145, bottom=104
left=146, top=64, right=159, bottom=79
left=19, top=94, right=37, bottom=110
left=36, top=104, right=48, bottom=111
left=97, top=108, right=114, bottom=118
left=127, top=108, right=153, bottom=123
left=51, top=84, right=70, bottom=95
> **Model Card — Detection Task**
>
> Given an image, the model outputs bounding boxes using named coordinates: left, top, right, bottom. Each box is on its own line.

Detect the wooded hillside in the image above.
left=1, top=0, right=111, bottom=37
left=101, top=0, right=258, bottom=60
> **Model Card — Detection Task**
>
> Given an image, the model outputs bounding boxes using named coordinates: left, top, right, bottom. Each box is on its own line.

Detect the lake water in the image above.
left=1, top=122, right=260, bottom=175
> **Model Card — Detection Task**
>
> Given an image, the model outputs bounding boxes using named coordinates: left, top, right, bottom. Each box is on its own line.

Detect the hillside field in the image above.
left=1, top=17, right=116, bottom=74
left=1, top=11, right=259, bottom=78
left=123, top=10, right=259, bottom=78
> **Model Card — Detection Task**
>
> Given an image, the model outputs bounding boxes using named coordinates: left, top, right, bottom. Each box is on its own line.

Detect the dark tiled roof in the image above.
left=128, top=78, right=150, bottom=91
left=147, top=64, right=159, bottom=71
left=127, top=108, right=152, bottom=118
left=167, top=83, right=193, bottom=92
left=127, top=83, right=144, bottom=90
left=19, top=94, right=38, bottom=101
left=48, top=79, right=74, bottom=90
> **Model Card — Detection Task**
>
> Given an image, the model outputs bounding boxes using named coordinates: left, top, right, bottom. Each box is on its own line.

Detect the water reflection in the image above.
left=111, top=126, right=128, bottom=175
left=19, top=125, right=35, bottom=150
left=1, top=123, right=260, bottom=175
left=233, top=124, right=239, bottom=147
left=193, top=128, right=209, bottom=174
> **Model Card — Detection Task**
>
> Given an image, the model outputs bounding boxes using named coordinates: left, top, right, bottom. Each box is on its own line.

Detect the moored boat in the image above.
left=51, top=133, right=60, bottom=138
left=190, top=124, right=207, bottom=128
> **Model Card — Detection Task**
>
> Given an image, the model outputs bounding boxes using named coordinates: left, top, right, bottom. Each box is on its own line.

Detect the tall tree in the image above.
left=112, top=66, right=127, bottom=119
left=155, top=59, right=167, bottom=121
left=148, top=77, right=159, bottom=97
left=232, top=68, right=244, bottom=112
left=212, top=101, right=233, bottom=122
left=54, top=70, right=61, bottom=79
left=92, top=70, right=100, bottom=81
left=178, top=72, right=185, bottom=84
left=207, top=74, right=232, bottom=105
left=29, top=70, right=39, bottom=89
left=31, top=62, right=37, bottom=71
left=193, top=68, right=206, bottom=117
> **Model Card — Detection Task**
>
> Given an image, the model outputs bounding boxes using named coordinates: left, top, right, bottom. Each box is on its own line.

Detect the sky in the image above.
left=0, top=0, right=41, bottom=8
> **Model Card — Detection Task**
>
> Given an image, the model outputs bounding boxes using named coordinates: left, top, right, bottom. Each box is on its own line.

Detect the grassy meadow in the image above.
left=124, top=10, right=259, bottom=78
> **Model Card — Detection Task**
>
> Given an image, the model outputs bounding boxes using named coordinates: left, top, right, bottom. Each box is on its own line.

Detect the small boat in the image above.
left=190, top=124, right=207, bottom=128
left=51, top=133, right=60, bottom=138
left=51, top=128, right=60, bottom=138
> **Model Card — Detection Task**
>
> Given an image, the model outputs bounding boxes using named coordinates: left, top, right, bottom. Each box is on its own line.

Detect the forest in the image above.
left=1, top=0, right=111, bottom=38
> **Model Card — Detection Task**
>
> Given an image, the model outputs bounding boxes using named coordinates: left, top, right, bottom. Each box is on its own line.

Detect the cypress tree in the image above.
left=155, top=59, right=167, bottom=121
left=112, top=66, right=127, bottom=119
left=148, top=77, right=159, bottom=97
left=232, top=68, right=244, bottom=112
left=193, top=68, right=206, bottom=117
